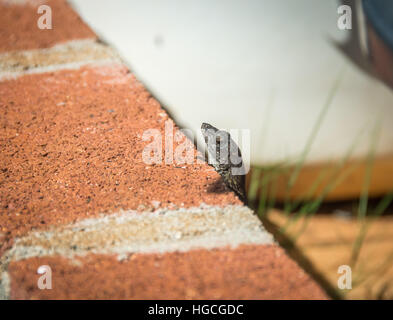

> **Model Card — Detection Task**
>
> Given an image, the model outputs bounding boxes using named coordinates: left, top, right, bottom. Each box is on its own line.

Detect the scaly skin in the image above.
left=201, top=123, right=246, bottom=203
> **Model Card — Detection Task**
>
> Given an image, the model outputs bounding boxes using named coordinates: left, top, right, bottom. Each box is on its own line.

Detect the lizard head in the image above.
left=201, top=123, right=243, bottom=173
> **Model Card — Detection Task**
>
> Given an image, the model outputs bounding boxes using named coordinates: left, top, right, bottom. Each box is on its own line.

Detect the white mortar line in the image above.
left=0, top=204, right=274, bottom=299
left=0, top=39, right=122, bottom=80
left=0, top=59, right=122, bottom=81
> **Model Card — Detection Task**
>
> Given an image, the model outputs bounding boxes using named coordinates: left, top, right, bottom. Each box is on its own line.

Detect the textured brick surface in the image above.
left=8, top=245, right=327, bottom=300
left=1, top=205, right=272, bottom=259
left=0, top=64, right=240, bottom=242
left=0, top=39, right=119, bottom=77
left=0, top=0, right=328, bottom=300
left=0, top=0, right=96, bottom=52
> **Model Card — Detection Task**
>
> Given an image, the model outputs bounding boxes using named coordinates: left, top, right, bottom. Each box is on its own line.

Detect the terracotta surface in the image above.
left=8, top=244, right=327, bottom=299
left=0, top=0, right=96, bottom=53
left=0, top=64, right=240, bottom=244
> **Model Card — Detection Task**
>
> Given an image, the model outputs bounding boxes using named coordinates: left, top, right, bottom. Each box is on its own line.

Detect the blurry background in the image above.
left=71, top=0, right=393, bottom=299
left=71, top=0, right=393, bottom=163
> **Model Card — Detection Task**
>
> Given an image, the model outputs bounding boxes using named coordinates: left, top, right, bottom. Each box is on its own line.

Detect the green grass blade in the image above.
left=288, top=125, right=367, bottom=239
left=350, top=118, right=382, bottom=267
left=257, top=170, right=273, bottom=217
left=284, top=69, right=345, bottom=202
left=247, top=167, right=262, bottom=204
left=282, top=69, right=345, bottom=222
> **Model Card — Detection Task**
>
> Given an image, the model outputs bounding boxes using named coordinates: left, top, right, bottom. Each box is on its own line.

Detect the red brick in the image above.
left=8, top=244, right=327, bottom=299
left=0, top=64, right=240, bottom=241
left=0, top=0, right=96, bottom=53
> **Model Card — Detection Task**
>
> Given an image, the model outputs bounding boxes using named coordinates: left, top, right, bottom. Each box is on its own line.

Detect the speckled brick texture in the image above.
left=0, top=0, right=329, bottom=300
left=8, top=245, right=327, bottom=300
left=0, top=0, right=96, bottom=53
left=0, top=64, right=240, bottom=242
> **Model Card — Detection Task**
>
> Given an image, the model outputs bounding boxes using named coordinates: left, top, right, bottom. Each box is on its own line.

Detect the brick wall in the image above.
left=0, top=0, right=327, bottom=299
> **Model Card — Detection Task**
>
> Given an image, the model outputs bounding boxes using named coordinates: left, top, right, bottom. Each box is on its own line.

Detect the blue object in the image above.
left=362, top=0, right=393, bottom=51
